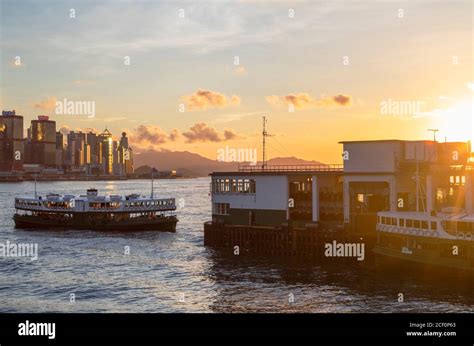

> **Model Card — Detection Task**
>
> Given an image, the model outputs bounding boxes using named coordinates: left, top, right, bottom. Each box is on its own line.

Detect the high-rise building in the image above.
left=98, top=129, right=113, bottom=174
left=56, top=131, right=64, bottom=167
left=26, top=115, right=57, bottom=166
left=119, top=132, right=134, bottom=175
left=0, top=110, right=24, bottom=172
left=86, top=131, right=99, bottom=164
left=66, top=131, right=88, bottom=166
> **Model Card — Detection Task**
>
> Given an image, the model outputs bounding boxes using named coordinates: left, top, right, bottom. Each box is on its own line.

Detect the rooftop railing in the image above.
left=237, top=164, right=343, bottom=173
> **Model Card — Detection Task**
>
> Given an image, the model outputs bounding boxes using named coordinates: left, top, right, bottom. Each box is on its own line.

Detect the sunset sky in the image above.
left=1, top=0, right=473, bottom=163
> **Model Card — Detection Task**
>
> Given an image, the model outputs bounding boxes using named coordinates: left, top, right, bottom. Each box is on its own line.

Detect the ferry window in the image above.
left=414, top=220, right=420, bottom=228
left=406, top=219, right=413, bottom=227
left=399, top=219, right=405, bottom=227
left=446, top=221, right=456, bottom=231
left=431, top=222, right=437, bottom=230
left=391, top=218, right=396, bottom=225
left=381, top=216, right=386, bottom=224
left=458, top=222, right=469, bottom=232
left=421, top=221, right=428, bottom=229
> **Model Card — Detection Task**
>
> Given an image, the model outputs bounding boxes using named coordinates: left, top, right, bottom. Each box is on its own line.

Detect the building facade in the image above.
left=25, top=115, right=57, bottom=166
left=340, top=140, right=472, bottom=234
left=209, top=140, right=472, bottom=237
left=210, top=166, right=343, bottom=228
left=0, top=110, right=24, bottom=172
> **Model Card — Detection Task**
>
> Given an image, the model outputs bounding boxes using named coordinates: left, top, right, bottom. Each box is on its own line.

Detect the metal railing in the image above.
left=238, top=164, right=343, bottom=172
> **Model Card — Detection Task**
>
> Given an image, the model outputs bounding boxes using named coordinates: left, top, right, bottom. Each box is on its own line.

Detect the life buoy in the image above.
left=457, top=232, right=465, bottom=240
left=465, top=232, right=472, bottom=241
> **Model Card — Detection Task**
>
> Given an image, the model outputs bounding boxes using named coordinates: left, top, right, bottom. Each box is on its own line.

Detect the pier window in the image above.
left=212, top=178, right=256, bottom=194
left=214, top=203, right=230, bottom=215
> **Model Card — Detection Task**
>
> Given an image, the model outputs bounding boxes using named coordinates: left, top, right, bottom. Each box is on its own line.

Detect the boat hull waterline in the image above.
left=14, top=214, right=178, bottom=232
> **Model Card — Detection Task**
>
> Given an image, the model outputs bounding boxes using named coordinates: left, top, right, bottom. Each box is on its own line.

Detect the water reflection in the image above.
left=0, top=178, right=473, bottom=313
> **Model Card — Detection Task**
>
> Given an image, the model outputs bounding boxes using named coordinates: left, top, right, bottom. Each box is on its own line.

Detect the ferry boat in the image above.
left=374, top=210, right=474, bottom=272
left=14, top=188, right=178, bottom=232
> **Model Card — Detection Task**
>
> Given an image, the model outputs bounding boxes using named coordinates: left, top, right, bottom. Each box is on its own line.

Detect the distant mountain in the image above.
left=265, top=157, right=325, bottom=166
left=133, top=149, right=324, bottom=177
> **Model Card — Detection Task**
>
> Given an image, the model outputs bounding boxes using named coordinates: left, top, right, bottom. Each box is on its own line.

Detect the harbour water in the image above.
left=0, top=178, right=473, bottom=313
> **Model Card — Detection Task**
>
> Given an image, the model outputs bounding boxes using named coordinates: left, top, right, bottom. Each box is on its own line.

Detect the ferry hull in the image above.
left=373, top=241, right=474, bottom=273
left=13, top=214, right=178, bottom=232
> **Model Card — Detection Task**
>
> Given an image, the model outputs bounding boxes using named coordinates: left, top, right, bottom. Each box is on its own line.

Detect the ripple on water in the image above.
left=1, top=178, right=473, bottom=312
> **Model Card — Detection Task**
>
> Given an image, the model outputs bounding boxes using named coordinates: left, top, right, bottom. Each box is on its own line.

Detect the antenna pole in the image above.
left=151, top=168, right=154, bottom=199
left=428, top=129, right=438, bottom=142
left=34, top=170, right=37, bottom=198
left=262, top=116, right=267, bottom=170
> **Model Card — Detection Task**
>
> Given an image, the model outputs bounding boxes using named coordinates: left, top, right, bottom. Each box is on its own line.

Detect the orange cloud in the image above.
left=234, top=66, right=247, bottom=75
left=34, top=96, right=57, bottom=110
left=130, top=125, right=179, bottom=148
left=266, top=93, right=352, bottom=109
left=182, top=123, right=242, bottom=143
left=181, top=89, right=241, bottom=111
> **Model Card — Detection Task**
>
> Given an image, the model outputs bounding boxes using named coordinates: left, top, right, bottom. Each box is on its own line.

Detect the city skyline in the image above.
left=1, top=0, right=473, bottom=164
left=0, top=110, right=134, bottom=177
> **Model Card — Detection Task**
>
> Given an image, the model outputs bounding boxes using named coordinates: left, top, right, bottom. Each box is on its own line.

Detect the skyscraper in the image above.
left=56, top=131, right=64, bottom=167
left=66, top=131, right=88, bottom=166
left=27, top=115, right=57, bottom=166
left=0, top=110, right=24, bottom=172
left=98, top=128, right=113, bottom=174
left=119, top=132, right=134, bottom=175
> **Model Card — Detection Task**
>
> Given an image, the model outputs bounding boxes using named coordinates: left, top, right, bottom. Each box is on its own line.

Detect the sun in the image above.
left=435, top=98, right=474, bottom=145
